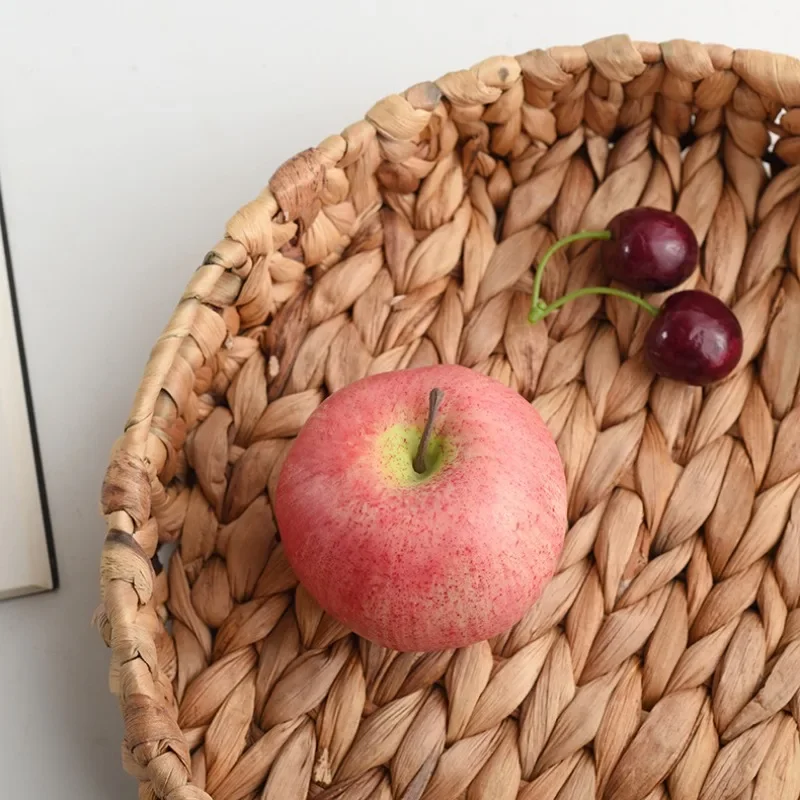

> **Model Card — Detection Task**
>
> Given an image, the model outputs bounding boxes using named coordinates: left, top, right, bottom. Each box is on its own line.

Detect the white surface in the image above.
left=0, top=231, right=53, bottom=598
left=0, top=1, right=795, bottom=796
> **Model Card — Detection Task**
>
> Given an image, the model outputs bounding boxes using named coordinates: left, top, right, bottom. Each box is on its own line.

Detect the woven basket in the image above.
left=98, top=34, right=800, bottom=800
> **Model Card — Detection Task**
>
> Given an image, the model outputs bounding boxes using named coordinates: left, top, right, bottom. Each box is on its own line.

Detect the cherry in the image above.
left=644, top=290, right=743, bottom=385
left=527, top=212, right=743, bottom=386
left=602, top=208, right=698, bottom=293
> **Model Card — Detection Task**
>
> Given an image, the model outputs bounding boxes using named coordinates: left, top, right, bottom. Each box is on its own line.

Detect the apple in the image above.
left=274, top=364, right=567, bottom=652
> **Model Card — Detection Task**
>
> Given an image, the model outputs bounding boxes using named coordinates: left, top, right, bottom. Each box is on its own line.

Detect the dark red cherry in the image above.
left=645, top=291, right=743, bottom=386
left=602, top=208, right=699, bottom=293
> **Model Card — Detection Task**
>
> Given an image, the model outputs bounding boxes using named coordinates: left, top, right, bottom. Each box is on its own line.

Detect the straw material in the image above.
left=99, top=35, right=800, bottom=799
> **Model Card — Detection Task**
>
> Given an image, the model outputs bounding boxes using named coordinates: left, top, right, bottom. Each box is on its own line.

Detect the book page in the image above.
left=0, top=210, right=54, bottom=599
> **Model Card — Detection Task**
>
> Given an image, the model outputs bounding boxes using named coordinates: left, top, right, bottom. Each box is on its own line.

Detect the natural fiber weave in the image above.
left=98, top=35, right=800, bottom=800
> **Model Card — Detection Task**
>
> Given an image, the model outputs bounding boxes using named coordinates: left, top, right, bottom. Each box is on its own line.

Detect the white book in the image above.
left=0, top=195, right=56, bottom=599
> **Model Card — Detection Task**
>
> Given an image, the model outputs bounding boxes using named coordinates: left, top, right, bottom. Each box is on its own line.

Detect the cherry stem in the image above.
left=529, top=287, right=660, bottom=323
left=530, top=230, right=612, bottom=320
left=528, top=228, right=659, bottom=324
left=413, top=388, right=444, bottom=474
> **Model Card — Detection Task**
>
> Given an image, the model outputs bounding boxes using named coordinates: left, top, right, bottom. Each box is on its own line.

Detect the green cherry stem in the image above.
left=528, top=229, right=659, bottom=324
left=529, top=287, right=659, bottom=323
left=530, top=230, right=611, bottom=319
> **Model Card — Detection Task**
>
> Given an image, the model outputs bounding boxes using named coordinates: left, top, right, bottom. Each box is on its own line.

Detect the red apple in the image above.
left=274, top=364, right=567, bottom=652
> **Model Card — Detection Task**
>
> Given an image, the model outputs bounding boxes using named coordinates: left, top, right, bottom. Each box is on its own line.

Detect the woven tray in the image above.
left=98, top=35, right=800, bottom=800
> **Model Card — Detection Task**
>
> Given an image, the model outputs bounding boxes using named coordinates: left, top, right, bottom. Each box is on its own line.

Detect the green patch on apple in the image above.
left=377, top=423, right=455, bottom=486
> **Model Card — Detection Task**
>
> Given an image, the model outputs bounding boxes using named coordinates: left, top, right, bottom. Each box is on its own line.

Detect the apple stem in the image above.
left=414, top=388, right=444, bottom=474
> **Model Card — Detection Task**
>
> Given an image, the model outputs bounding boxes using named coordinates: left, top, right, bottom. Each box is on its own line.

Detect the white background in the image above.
left=0, top=1, right=793, bottom=796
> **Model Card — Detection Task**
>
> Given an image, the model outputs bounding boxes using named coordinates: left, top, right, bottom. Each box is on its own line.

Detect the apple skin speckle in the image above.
left=274, top=364, right=567, bottom=652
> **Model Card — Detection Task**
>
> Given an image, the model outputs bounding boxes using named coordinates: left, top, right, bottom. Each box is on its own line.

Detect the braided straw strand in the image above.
left=98, top=35, right=800, bottom=799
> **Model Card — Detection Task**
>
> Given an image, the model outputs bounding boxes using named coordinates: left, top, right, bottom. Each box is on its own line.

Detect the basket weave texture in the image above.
left=99, top=34, right=800, bottom=800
